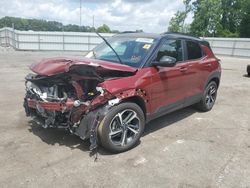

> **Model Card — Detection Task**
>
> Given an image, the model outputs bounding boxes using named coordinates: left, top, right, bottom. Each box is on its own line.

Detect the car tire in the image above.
left=247, top=65, right=250, bottom=76
left=98, top=102, right=145, bottom=153
left=195, top=81, right=218, bottom=112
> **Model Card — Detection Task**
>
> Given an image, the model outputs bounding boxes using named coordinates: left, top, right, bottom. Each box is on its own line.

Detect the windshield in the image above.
left=85, top=36, right=156, bottom=68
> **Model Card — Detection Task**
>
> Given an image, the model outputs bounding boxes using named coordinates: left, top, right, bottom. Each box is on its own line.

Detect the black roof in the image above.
left=115, top=32, right=202, bottom=42
left=115, top=32, right=160, bottom=39
left=162, top=32, right=202, bottom=42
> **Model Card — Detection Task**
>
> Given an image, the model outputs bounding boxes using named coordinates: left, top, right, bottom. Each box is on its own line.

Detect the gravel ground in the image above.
left=0, top=51, right=249, bottom=188
left=0, top=46, right=15, bottom=52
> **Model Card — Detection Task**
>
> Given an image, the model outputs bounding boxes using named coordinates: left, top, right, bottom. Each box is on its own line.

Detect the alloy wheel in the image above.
left=109, top=109, right=140, bottom=146
left=205, top=84, right=217, bottom=108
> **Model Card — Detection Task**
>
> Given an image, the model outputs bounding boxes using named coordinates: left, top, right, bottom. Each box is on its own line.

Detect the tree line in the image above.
left=168, top=0, right=250, bottom=37
left=0, top=16, right=115, bottom=33
left=1, top=1, right=249, bottom=38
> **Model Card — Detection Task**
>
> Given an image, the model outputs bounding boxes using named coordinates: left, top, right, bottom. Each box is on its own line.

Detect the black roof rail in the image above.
left=120, top=31, right=143, bottom=34
left=200, top=40, right=212, bottom=49
left=161, top=32, right=198, bottom=38
left=161, top=31, right=191, bottom=36
left=161, top=32, right=201, bottom=40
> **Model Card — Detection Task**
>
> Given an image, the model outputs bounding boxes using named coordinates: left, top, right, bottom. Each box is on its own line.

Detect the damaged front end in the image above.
left=23, top=58, right=136, bottom=150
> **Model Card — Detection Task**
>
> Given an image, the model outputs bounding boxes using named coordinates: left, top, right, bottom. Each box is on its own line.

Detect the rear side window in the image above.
left=186, top=41, right=203, bottom=60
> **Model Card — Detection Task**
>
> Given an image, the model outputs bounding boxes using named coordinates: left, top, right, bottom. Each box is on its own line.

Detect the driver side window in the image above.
left=155, top=39, right=183, bottom=62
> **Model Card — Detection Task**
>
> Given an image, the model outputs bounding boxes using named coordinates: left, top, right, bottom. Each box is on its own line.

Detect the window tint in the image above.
left=155, top=40, right=183, bottom=62
left=115, top=43, right=127, bottom=55
left=86, top=37, right=156, bottom=68
left=186, top=41, right=203, bottom=60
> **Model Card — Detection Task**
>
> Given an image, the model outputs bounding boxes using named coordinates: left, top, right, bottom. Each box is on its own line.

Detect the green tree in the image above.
left=97, top=24, right=111, bottom=33
left=239, top=0, right=250, bottom=37
left=221, top=0, right=242, bottom=34
left=168, top=11, right=187, bottom=32
left=189, top=0, right=247, bottom=37
left=190, top=0, right=222, bottom=37
left=168, top=0, right=191, bottom=32
left=0, top=16, right=116, bottom=33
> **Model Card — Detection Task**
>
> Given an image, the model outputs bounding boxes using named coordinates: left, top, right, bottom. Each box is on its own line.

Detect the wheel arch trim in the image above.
left=204, top=71, right=221, bottom=89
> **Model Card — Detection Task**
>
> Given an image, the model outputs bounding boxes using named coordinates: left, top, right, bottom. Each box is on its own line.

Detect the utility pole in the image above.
left=80, top=0, right=82, bottom=27
left=92, top=15, right=95, bottom=28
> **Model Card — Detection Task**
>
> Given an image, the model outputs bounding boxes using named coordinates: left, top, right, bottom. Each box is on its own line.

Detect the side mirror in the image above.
left=152, top=56, right=177, bottom=67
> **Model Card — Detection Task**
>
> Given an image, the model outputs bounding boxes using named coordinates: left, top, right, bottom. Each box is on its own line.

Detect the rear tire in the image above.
left=196, top=81, right=218, bottom=112
left=98, top=102, right=145, bottom=153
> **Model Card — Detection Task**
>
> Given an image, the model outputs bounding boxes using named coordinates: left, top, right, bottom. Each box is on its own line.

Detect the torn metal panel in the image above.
left=23, top=56, right=152, bottom=151
left=116, top=88, right=149, bottom=106
left=30, top=57, right=137, bottom=77
left=74, top=105, right=111, bottom=151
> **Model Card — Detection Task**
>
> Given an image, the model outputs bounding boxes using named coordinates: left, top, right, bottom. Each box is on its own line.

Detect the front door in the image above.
left=149, top=39, right=189, bottom=115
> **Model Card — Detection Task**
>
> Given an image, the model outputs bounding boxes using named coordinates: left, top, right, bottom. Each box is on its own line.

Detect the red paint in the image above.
left=27, top=45, right=221, bottom=120
left=30, top=57, right=136, bottom=76
left=27, top=99, right=74, bottom=111
left=100, top=44, right=221, bottom=114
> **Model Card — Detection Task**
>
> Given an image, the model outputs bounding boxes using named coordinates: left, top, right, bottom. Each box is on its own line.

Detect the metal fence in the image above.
left=0, top=27, right=113, bottom=52
left=1, top=27, right=250, bottom=58
left=204, top=37, right=250, bottom=58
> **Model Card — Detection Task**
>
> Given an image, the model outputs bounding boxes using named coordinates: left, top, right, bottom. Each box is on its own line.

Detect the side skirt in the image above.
left=146, top=93, right=202, bottom=123
left=183, top=93, right=203, bottom=108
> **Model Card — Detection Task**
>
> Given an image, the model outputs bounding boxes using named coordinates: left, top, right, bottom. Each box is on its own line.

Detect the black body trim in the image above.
left=146, top=93, right=202, bottom=123
left=204, top=71, right=221, bottom=89
left=183, top=93, right=203, bottom=107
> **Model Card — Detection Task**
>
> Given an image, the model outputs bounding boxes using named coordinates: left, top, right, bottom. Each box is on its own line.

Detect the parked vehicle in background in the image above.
left=23, top=32, right=221, bottom=153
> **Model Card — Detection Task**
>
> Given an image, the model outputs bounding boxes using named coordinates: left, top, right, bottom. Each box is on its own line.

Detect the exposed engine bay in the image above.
left=25, top=73, right=101, bottom=127
left=23, top=58, right=136, bottom=151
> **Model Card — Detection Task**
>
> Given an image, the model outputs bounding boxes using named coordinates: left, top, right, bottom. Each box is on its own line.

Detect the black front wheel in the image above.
left=196, top=81, right=218, bottom=112
left=98, top=102, right=145, bottom=153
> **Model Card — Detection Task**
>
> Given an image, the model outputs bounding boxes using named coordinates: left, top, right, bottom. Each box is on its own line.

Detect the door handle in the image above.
left=205, top=63, right=212, bottom=67
left=179, top=67, right=188, bottom=72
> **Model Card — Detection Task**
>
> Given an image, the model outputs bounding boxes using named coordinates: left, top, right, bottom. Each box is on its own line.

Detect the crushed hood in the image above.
left=30, top=58, right=137, bottom=79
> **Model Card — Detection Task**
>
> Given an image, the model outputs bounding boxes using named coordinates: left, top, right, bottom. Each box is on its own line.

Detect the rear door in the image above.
left=183, top=40, right=206, bottom=105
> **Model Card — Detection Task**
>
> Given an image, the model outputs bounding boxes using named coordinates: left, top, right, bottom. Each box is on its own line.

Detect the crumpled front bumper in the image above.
left=26, top=98, right=74, bottom=111
left=23, top=92, right=120, bottom=151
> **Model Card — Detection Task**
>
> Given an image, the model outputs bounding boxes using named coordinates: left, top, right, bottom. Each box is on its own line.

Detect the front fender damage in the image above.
left=23, top=69, right=148, bottom=152
left=69, top=87, right=149, bottom=151
left=24, top=84, right=120, bottom=151
left=83, top=88, right=149, bottom=151
left=73, top=98, right=120, bottom=151
left=24, top=58, right=139, bottom=152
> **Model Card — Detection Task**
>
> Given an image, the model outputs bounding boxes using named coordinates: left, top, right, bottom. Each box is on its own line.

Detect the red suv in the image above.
left=23, top=32, right=221, bottom=153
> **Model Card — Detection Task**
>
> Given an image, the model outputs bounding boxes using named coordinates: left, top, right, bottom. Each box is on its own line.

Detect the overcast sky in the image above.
left=0, top=0, right=190, bottom=33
